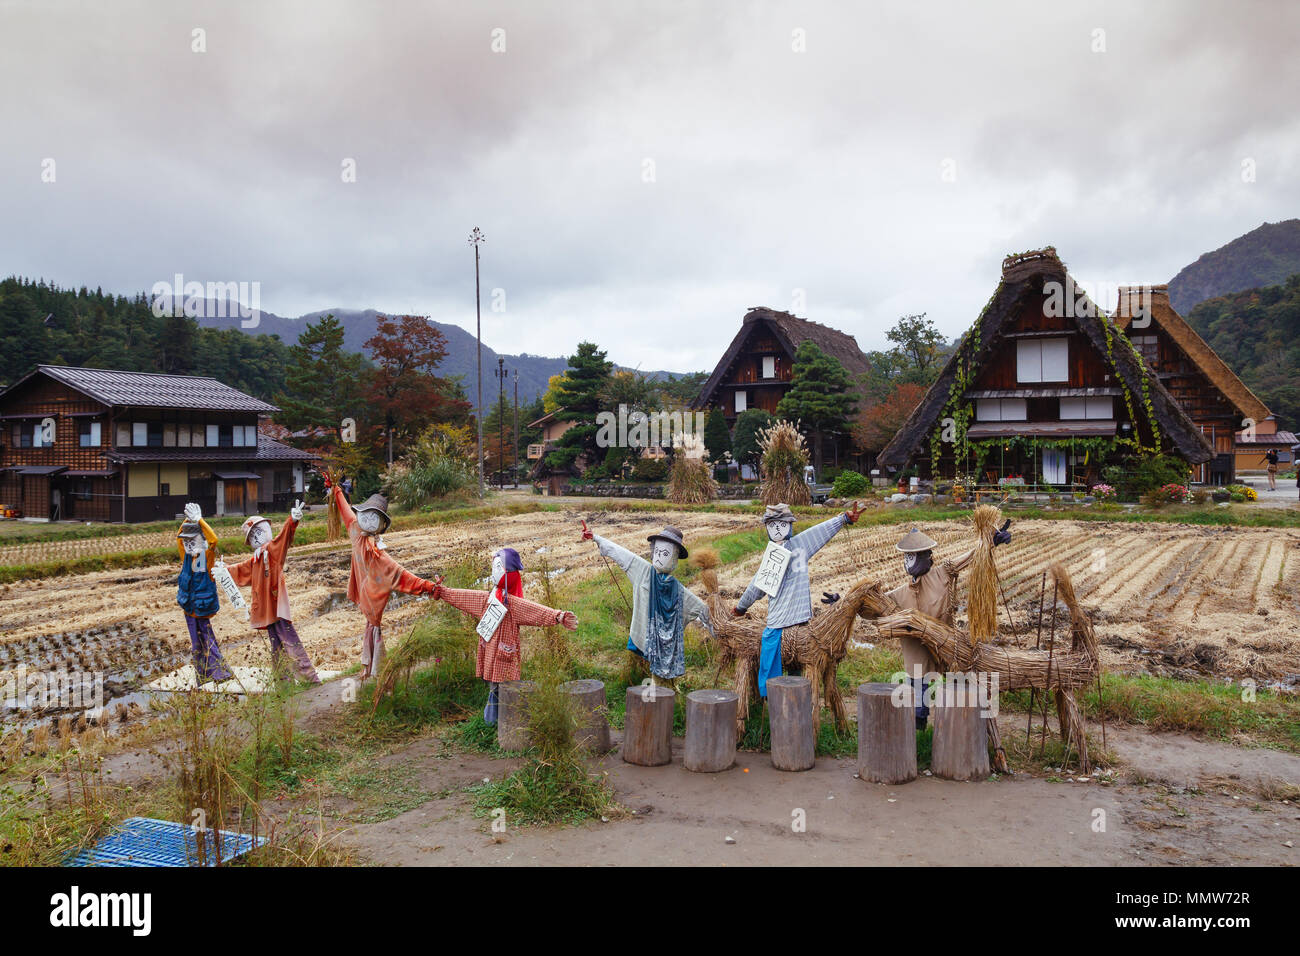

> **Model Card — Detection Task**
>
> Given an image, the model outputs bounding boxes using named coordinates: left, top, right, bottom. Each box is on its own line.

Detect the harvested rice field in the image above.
left=2, top=508, right=1299, bottom=727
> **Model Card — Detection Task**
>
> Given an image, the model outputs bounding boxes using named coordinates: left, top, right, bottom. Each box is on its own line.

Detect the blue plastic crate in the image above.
left=66, top=817, right=266, bottom=867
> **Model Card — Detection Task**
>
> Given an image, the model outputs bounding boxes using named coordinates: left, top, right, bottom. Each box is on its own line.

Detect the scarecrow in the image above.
left=581, top=522, right=712, bottom=686
left=215, top=500, right=320, bottom=684
left=175, top=503, right=234, bottom=685
left=887, top=519, right=1011, bottom=729
left=732, top=501, right=863, bottom=697
left=326, top=476, right=439, bottom=679
left=430, top=547, right=578, bottom=724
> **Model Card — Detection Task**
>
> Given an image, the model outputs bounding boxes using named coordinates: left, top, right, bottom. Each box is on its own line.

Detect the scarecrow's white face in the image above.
left=650, top=541, right=678, bottom=575
left=491, top=553, right=506, bottom=586
left=182, top=535, right=205, bottom=557
left=356, top=509, right=382, bottom=535
left=767, top=520, right=793, bottom=544
left=247, top=521, right=273, bottom=550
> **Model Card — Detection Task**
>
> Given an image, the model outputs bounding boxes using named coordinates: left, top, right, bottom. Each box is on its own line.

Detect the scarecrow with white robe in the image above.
left=886, top=521, right=1010, bottom=729
left=174, top=504, right=234, bottom=685
left=215, top=502, right=320, bottom=683
left=732, top=501, right=863, bottom=697
left=326, top=476, right=439, bottom=679
left=431, top=547, right=578, bottom=724
left=581, top=523, right=712, bottom=685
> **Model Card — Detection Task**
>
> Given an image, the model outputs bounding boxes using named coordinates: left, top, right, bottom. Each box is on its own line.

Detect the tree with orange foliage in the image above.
left=364, top=314, right=469, bottom=464
left=852, top=382, right=927, bottom=454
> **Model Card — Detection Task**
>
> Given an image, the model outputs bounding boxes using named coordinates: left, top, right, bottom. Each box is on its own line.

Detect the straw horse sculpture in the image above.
left=698, top=564, right=894, bottom=734
left=871, top=562, right=1101, bottom=771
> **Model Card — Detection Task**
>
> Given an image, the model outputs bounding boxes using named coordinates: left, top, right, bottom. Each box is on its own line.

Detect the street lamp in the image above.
left=468, top=227, right=486, bottom=496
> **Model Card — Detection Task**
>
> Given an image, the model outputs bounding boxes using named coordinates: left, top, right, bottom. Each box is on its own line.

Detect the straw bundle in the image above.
left=698, top=564, right=894, bottom=732
left=967, top=504, right=1001, bottom=645
left=325, top=468, right=342, bottom=542
left=667, top=453, right=719, bottom=504
left=757, top=420, right=811, bottom=506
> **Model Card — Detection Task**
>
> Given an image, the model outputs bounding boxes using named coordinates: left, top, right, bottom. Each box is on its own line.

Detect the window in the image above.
left=159, top=483, right=170, bottom=496
left=1042, top=448, right=1067, bottom=484
left=218, top=425, right=233, bottom=448
left=79, top=421, right=102, bottom=447
left=32, top=422, right=50, bottom=448
left=116, top=423, right=131, bottom=446
left=147, top=423, right=163, bottom=447
left=206, top=424, right=219, bottom=447
left=11, top=424, right=29, bottom=448
left=1130, top=335, right=1158, bottom=367
left=132, top=422, right=148, bottom=446
left=734, top=391, right=747, bottom=413
left=246, top=424, right=259, bottom=446
left=975, top=399, right=1027, bottom=421
left=163, top=424, right=176, bottom=447
left=1017, top=338, right=1069, bottom=383
left=177, top=425, right=190, bottom=447
left=762, top=356, right=775, bottom=379
left=75, top=480, right=92, bottom=501
left=1060, top=397, right=1114, bottom=420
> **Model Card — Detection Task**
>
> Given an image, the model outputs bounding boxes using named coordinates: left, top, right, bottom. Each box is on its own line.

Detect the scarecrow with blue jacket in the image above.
left=581, top=522, right=712, bottom=686
left=175, top=503, right=234, bottom=684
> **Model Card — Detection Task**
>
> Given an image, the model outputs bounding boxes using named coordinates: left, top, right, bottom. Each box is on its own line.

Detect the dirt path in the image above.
left=330, top=722, right=1300, bottom=867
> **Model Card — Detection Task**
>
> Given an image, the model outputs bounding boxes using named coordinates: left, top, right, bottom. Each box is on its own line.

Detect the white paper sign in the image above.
left=755, top=541, right=792, bottom=597
left=476, top=592, right=508, bottom=642
left=212, top=562, right=250, bottom=619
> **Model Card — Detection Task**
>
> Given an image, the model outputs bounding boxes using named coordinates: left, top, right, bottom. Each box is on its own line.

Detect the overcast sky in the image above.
left=3, top=0, right=1298, bottom=372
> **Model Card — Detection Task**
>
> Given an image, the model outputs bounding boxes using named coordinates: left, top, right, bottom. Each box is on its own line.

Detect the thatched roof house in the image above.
left=692, top=307, right=872, bottom=471
left=878, top=250, right=1212, bottom=487
left=1113, top=285, right=1279, bottom=480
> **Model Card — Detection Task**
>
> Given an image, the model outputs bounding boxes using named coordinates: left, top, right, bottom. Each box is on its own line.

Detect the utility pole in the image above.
left=469, top=227, right=486, bottom=496
left=512, top=369, right=519, bottom=489
left=494, top=357, right=507, bottom=490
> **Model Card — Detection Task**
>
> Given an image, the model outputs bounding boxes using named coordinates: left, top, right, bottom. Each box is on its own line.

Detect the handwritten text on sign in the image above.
left=477, top=592, right=508, bottom=642
left=755, top=541, right=792, bottom=596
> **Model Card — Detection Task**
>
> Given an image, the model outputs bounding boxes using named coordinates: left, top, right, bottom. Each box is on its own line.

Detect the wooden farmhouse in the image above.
left=1114, top=285, right=1294, bottom=482
left=692, top=307, right=873, bottom=472
left=0, top=365, right=316, bottom=523
left=878, top=249, right=1213, bottom=488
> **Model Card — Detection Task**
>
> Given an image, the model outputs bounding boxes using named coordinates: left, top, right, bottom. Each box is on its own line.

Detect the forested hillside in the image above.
left=1185, top=273, right=1300, bottom=431
left=1168, top=219, right=1300, bottom=314
left=0, top=277, right=291, bottom=400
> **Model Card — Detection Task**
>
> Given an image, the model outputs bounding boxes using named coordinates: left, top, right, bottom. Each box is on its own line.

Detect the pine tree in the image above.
left=276, top=314, right=366, bottom=442
left=544, top=341, right=613, bottom=473
left=775, top=341, right=857, bottom=479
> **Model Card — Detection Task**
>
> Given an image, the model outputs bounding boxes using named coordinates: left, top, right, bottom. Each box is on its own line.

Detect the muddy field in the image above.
left=2, top=508, right=1299, bottom=726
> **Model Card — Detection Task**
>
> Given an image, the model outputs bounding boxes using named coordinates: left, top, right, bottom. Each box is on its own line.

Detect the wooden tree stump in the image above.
left=622, top=684, right=675, bottom=766
left=931, top=681, right=990, bottom=781
left=561, top=678, right=611, bottom=753
left=856, top=683, right=917, bottom=784
left=497, top=680, right=535, bottom=752
left=684, top=689, right=738, bottom=772
left=768, top=676, right=815, bottom=772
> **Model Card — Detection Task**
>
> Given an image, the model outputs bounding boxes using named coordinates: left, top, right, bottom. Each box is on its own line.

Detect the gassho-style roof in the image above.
left=693, top=307, right=872, bottom=408
left=1, top=365, right=280, bottom=413
left=878, top=249, right=1214, bottom=469
left=1112, top=285, right=1271, bottom=424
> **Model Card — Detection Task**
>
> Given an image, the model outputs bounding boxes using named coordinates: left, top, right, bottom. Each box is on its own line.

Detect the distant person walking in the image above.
left=1265, top=449, right=1279, bottom=491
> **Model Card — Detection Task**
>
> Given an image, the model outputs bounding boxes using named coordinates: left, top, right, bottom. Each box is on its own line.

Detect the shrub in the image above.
left=630, top=457, right=668, bottom=482
left=1225, top=483, right=1258, bottom=503
left=1090, top=483, right=1117, bottom=501
left=1104, top=454, right=1192, bottom=500
left=382, top=424, right=477, bottom=509
left=831, top=469, right=870, bottom=497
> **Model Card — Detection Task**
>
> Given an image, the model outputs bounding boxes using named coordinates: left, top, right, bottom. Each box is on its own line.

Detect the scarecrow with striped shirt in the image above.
left=732, top=501, right=863, bottom=697
left=431, top=547, right=578, bottom=725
